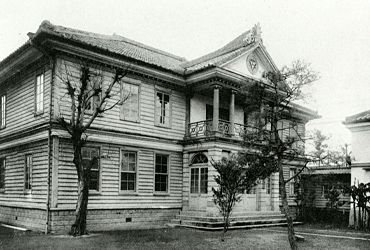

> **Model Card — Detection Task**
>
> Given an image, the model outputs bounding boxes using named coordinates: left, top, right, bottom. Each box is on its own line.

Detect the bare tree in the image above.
left=240, top=61, right=319, bottom=250
left=57, top=61, right=128, bottom=236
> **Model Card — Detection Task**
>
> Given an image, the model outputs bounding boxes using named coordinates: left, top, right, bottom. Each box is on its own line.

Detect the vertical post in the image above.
left=229, top=90, right=236, bottom=136
left=185, top=91, right=192, bottom=137
left=212, top=85, right=220, bottom=133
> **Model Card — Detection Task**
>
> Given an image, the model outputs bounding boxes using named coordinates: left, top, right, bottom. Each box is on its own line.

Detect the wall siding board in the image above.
left=55, top=59, right=186, bottom=143
left=56, top=139, right=182, bottom=208
left=0, top=139, right=49, bottom=207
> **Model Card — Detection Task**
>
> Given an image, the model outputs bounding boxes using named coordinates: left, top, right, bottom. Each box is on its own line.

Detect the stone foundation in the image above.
left=0, top=205, right=46, bottom=231
left=0, top=205, right=181, bottom=233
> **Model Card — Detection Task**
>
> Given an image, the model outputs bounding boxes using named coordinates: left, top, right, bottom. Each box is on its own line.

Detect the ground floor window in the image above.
left=262, top=176, right=271, bottom=194
left=0, top=157, right=5, bottom=191
left=24, top=155, right=32, bottom=192
left=82, top=147, right=100, bottom=191
left=154, top=154, right=169, bottom=192
left=289, top=168, right=297, bottom=195
left=190, top=167, right=208, bottom=194
left=120, top=151, right=137, bottom=191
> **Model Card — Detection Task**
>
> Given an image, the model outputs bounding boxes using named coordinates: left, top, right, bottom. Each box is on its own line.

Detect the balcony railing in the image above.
left=188, top=119, right=251, bottom=139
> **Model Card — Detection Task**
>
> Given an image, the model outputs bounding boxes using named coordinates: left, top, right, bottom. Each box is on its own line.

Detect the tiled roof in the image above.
left=32, top=21, right=188, bottom=74
left=2, top=21, right=259, bottom=77
left=344, top=110, right=370, bottom=124
left=181, top=31, right=254, bottom=73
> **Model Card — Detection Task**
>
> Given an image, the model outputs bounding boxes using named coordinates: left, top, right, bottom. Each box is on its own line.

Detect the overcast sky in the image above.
left=1, top=0, right=370, bottom=150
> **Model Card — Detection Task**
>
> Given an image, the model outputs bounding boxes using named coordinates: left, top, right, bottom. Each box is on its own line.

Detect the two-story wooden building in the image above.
left=0, top=21, right=319, bottom=233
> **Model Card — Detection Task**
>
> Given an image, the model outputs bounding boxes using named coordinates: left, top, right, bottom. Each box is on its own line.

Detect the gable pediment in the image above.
left=221, top=46, right=277, bottom=80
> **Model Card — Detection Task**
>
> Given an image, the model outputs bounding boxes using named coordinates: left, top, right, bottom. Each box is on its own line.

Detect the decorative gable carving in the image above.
left=243, top=23, right=262, bottom=45
left=222, top=48, right=274, bottom=80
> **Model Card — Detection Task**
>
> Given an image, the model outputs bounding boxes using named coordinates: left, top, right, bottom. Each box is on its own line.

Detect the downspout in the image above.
left=45, top=56, right=55, bottom=234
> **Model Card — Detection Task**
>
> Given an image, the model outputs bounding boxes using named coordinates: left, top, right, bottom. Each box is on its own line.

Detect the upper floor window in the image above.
left=35, top=73, right=44, bottom=114
left=155, top=91, right=170, bottom=126
left=85, top=82, right=101, bottom=113
left=121, top=83, right=139, bottom=122
left=0, top=157, right=5, bottom=191
left=206, top=104, right=229, bottom=121
left=120, top=150, right=137, bottom=192
left=24, top=154, right=32, bottom=192
left=154, top=154, right=169, bottom=193
left=0, top=95, right=5, bottom=128
left=82, top=147, right=100, bottom=191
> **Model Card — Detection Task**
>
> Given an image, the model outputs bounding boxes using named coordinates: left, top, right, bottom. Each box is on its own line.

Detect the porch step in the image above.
left=167, top=211, right=294, bottom=230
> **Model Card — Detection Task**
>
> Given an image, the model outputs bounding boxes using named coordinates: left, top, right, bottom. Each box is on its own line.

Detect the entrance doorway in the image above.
left=188, top=153, right=209, bottom=211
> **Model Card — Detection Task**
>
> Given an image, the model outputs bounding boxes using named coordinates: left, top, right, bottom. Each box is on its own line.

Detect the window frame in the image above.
left=81, top=146, right=102, bottom=194
left=155, top=88, right=171, bottom=128
left=24, top=154, right=33, bottom=194
left=0, top=94, right=6, bottom=129
left=120, top=81, right=141, bottom=123
left=35, top=72, right=44, bottom=115
left=0, top=157, right=5, bottom=193
left=153, top=153, right=170, bottom=194
left=119, top=149, right=139, bottom=194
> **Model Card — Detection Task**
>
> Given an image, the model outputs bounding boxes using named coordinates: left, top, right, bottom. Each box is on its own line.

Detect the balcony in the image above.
left=188, top=119, right=252, bottom=140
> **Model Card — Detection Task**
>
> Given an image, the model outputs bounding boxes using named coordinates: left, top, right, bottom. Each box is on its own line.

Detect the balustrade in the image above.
left=188, top=120, right=249, bottom=139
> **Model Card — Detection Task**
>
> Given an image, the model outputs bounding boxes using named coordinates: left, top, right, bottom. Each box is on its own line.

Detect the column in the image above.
left=229, top=90, right=236, bottom=136
left=212, top=85, right=220, bottom=133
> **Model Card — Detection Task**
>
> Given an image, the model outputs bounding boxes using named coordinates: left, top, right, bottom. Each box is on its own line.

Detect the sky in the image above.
left=1, top=0, right=370, bottom=151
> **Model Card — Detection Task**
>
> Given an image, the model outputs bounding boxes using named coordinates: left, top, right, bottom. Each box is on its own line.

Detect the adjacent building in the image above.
left=344, top=110, right=370, bottom=227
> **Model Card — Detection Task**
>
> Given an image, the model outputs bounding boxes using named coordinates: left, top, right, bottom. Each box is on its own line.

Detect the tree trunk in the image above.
left=278, top=160, right=297, bottom=250
left=69, top=178, right=90, bottom=236
left=69, top=138, right=90, bottom=236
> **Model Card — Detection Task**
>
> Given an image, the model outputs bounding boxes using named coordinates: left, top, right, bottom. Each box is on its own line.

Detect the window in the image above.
left=155, top=91, right=170, bottom=126
left=82, top=147, right=100, bottom=191
left=262, top=176, right=271, bottom=194
left=154, top=154, right=169, bottom=192
left=120, top=83, right=139, bottom=122
left=0, top=158, right=5, bottom=191
left=0, top=95, right=5, bottom=128
left=35, top=73, right=44, bottom=113
left=190, top=167, right=208, bottom=194
left=24, top=155, right=32, bottom=192
left=85, top=78, right=101, bottom=113
left=206, top=104, right=229, bottom=121
left=120, top=151, right=137, bottom=192
left=289, top=168, right=297, bottom=195
left=191, top=153, right=208, bottom=165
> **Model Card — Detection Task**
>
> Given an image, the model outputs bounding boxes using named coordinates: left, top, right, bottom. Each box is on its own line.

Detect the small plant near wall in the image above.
left=212, top=154, right=275, bottom=242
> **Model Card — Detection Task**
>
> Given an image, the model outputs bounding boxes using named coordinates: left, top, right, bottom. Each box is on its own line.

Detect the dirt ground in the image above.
left=1, top=224, right=369, bottom=250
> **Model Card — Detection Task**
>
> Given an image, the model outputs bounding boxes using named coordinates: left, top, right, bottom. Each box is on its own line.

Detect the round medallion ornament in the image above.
left=246, top=54, right=259, bottom=75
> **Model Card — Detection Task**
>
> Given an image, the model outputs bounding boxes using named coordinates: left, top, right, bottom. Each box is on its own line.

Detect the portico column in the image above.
left=229, top=90, right=236, bottom=136
left=212, top=85, right=221, bottom=133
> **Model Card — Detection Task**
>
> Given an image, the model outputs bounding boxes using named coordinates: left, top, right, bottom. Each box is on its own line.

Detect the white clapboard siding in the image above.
left=54, top=59, right=186, bottom=142
left=0, top=59, right=51, bottom=138
left=56, top=139, right=183, bottom=209
left=0, top=139, right=49, bottom=207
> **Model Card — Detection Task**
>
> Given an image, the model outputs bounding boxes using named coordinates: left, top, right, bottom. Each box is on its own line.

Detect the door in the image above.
left=189, top=166, right=208, bottom=211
